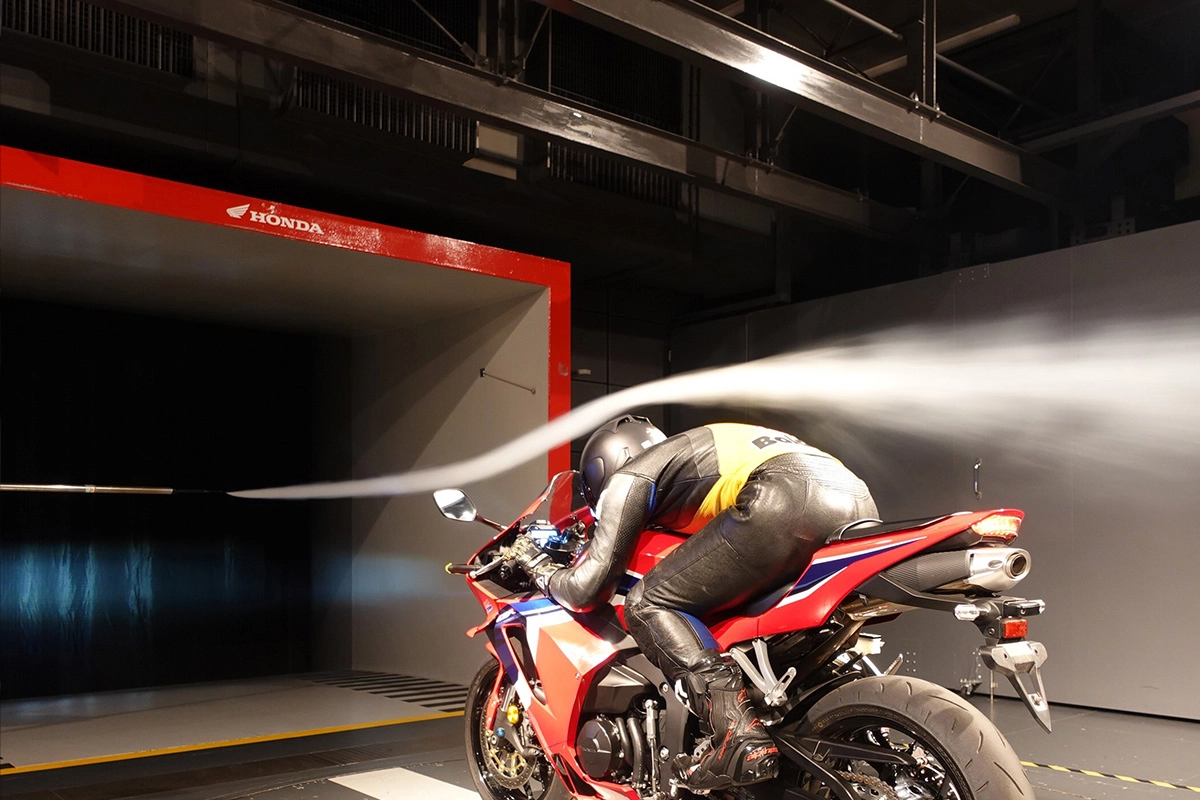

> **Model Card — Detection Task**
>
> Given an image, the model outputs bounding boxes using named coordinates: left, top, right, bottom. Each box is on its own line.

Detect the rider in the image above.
left=512, top=416, right=879, bottom=791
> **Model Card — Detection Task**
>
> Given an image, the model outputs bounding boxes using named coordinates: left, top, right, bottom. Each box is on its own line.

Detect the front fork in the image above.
left=484, top=662, right=542, bottom=759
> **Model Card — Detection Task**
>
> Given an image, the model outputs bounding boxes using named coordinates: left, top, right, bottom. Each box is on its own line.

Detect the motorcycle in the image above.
left=436, top=470, right=1050, bottom=800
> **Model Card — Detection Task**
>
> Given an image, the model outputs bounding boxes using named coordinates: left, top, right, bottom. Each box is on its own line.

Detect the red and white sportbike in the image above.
left=437, top=470, right=1050, bottom=800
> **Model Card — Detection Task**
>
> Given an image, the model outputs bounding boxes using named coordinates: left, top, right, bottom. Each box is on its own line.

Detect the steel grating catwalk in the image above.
left=306, top=671, right=469, bottom=714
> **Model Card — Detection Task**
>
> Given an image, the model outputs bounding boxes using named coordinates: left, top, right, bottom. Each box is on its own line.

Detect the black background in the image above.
left=1, top=299, right=321, bottom=699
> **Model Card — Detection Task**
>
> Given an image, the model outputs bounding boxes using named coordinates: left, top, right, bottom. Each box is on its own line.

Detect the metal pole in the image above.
left=0, top=483, right=213, bottom=495
left=813, top=0, right=901, bottom=41
left=862, top=15, right=1020, bottom=78
left=406, top=0, right=481, bottom=65
left=922, top=0, right=937, bottom=107
left=937, top=53, right=1057, bottom=118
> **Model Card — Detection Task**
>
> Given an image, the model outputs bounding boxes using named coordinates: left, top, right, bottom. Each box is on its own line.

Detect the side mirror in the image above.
left=434, top=488, right=477, bottom=522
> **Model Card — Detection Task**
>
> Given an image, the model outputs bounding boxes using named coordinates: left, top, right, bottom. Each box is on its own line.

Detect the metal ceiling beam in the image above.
left=536, top=0, right=1071, bottom=204
left=810, top=0, right=1053, bottom=118
left=1022, top=89, right=1200, bottom=153
left=84, top=0, right=914, bottom=239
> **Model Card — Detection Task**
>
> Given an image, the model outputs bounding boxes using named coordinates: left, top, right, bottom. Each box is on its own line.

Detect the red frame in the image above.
left=0, top=146, right=572, bottom=475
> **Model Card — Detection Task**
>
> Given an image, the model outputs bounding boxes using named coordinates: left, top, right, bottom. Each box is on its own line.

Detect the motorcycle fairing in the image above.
left=465, top=581, right=507, bottom=637
left=488, top=596, right=626, bottom=751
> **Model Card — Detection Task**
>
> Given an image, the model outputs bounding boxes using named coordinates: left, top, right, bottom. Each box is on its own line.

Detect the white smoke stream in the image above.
left=231, top=314, right=1200, bottom=500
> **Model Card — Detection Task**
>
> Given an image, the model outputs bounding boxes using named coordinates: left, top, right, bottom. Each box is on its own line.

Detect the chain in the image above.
left=835, top=770, right=903, bottom=800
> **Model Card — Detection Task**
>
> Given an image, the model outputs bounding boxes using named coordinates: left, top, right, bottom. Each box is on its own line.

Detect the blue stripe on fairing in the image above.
left=513, top=598, right=562, bottom=616
left=788, top=539, right=919, bottom=596
left=489, top=627, right=519, bottom=683
left=617, top=573, right=641, bottom=595
left=499, top=598, right=557, bottom=621
left=680, top=612, right=719, bottom=650
left=491, top=599, right=562, bottom=684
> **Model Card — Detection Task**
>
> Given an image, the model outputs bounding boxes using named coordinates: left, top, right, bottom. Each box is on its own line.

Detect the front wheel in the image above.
left=789, top=675, right=1035, bottom=799
left=464, top=658, right=569, bottom=800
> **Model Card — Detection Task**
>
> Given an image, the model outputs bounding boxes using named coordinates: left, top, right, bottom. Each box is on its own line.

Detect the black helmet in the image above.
left=580, top=415, right=666, bottom=503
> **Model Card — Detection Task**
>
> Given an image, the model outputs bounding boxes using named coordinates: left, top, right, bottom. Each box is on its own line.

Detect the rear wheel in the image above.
left=464, top=658, right=569, bottom=800
left=789, top=675, right=1035, bottom=799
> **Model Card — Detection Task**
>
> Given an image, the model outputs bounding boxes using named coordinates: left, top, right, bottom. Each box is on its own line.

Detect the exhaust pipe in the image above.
left=882, top=547, right=1031, bottom=593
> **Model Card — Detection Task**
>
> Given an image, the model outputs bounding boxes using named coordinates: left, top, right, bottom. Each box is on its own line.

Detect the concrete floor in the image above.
left=2, top=672, right=1197, bottom=799
left=967, top=692, right=1200, bottom=799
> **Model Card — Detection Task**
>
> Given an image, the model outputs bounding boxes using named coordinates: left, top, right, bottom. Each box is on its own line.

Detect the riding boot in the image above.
left=671, top=650, right=779, bottom=791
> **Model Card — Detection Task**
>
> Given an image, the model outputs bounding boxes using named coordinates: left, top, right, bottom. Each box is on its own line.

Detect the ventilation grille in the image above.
left=293, top=69, right=475, bottom=155
left=1, top=0, right=193, bottom=76
left=549, top=145, right=681, bottom=209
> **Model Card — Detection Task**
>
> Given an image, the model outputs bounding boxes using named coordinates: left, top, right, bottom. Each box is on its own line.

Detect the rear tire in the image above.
left=792, top=675, right=1035, bottom=799
left=464, top=658, right=570, bottom=800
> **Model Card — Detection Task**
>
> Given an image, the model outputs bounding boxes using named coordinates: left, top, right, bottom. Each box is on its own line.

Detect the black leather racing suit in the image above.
left=545, top=423, right=878, bottom=682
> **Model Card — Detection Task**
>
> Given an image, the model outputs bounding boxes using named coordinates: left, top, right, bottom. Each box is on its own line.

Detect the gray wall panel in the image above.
left=868, top=255, right=1081, bottom=696
left=572, top=310, right=610, bottom=385
left=348, top=292, right=549, bottom=686
left=609, top=320, right=668, bottom=388
left=1060, top=226, right=1200, bottom=716
left=668, top=315, right=748, bottom=432
left=671, top=220, right=1200, bottom=719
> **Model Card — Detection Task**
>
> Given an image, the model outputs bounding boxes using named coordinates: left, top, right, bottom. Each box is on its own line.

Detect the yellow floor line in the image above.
left=0, top=710, right=463, bottom=776
left=1022, top=761, right=1200, bottom=793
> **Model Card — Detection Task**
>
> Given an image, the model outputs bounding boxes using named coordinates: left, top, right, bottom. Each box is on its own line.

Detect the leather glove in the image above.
left=508, top=534, right=560, bottom=593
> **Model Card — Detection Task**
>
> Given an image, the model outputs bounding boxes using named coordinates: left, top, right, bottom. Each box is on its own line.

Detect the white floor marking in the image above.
left=331, top=766, right=480, bottom=799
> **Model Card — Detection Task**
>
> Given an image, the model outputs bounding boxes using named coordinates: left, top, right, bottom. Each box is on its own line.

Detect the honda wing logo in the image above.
left=225, top=203, right=325, bottom=234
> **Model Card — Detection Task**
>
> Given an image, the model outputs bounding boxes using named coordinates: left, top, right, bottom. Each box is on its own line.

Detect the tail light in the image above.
left=971, top=513, right=1023, bottom=542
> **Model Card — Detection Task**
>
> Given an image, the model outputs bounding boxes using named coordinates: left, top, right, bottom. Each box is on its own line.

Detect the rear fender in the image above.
left=769, top=671, right=861, bottom=728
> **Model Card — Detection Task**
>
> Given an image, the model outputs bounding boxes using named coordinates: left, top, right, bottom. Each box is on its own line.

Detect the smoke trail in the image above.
left=231, top=314, right=1200, bottom=500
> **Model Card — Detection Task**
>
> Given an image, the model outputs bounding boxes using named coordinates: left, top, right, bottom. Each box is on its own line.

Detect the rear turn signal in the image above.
left=1001, top=619, right=1028, bottom=639
left=971, top=513, right=1023, bottom=541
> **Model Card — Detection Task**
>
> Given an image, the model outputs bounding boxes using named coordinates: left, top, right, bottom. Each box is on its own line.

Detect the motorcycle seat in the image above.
left=827, top=515, right=944, bottom=543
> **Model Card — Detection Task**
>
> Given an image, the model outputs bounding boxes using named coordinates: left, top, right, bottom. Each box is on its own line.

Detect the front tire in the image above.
left=791, top=675, right=1035, bottom=799
left=464, top=658, right=570, bottom=800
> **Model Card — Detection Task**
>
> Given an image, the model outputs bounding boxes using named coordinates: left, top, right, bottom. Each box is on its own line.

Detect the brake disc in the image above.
left=480, top=714, right=537, bottom=789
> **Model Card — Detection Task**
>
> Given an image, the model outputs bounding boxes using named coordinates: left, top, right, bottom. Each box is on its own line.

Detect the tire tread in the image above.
left=799, top=675, right=1034, bottom=800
